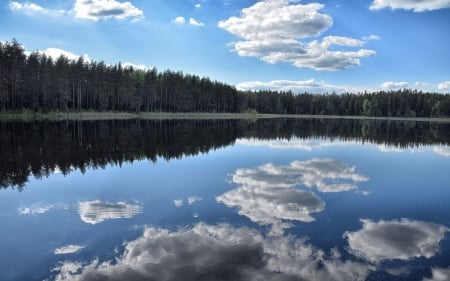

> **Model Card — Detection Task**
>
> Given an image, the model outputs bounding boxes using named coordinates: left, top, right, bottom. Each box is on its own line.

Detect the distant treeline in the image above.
left=1, top=39, right=450, bottom=117
left=1, top=118, right=450, bottom=189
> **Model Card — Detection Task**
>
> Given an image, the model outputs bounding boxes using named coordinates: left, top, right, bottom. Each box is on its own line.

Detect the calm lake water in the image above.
left=0, top=118, right=449, bottom=281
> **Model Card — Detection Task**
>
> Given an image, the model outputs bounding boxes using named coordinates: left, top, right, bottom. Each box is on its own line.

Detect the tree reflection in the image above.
left=1, top=118, right=449, bottom=189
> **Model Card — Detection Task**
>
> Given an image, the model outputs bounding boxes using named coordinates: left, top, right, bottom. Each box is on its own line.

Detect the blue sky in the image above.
left=1, top=0, right=449, bottom=93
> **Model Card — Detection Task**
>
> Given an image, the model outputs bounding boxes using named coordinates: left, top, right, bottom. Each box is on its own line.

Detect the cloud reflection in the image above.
left=344, top=219, right=449, bottom=263
left=51, top=223, right=371, bottom=281
left=217, top=185, right=325, bottom=235
left=423, top=266, right=450, bottom=281
left=218, top=159, right=368, bottom=234
left=78, top=200, right=142, bottom=225
left=19, top=202, right=69, bottom=215
left=54, top=245, right=84, bottom=255
left=230, top=158, right=368, bottom=193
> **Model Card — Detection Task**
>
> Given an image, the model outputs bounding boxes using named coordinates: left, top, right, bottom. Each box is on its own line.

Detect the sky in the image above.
left=1, top=0, right=449, bottom=93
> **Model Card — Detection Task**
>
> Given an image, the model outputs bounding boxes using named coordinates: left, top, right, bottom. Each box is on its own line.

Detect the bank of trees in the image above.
left=1, top=39, right=450, bottom=117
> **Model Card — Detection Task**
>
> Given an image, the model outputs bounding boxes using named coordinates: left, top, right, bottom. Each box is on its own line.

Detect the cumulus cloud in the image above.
left=218, top=159, right=368, bottom=234
left=174, top=16, right=205, bottom=26
left=217, top=184, right=325, bottom=234
left=344, top=219, right=449, bottom=263
left=423, top=266, right=450, bottom=281
left=237, top=78, right=369, bottom=93
left=51, top=223, right=371, bottom=281
left=189, top=17, right=205, bottom=26
left=73, top=0, right=144, bottom=21
left=230, top=159, right=369, bottom=193
left=370, top=0, right=450, bottom=12
left=9, top=0, right=144, bottom=21
left=8, top=1, right=65, bottom=16
left=218, top=0, right=376, bottom=70
left=54, top=245, right=84, bottom=255
left=380, top=81, right=409, bottom=90
left=78, top=200, right=142, bottom=225
left=437, top=81, right=450, bottom=91
left=174, top=16, right=186, bottom=24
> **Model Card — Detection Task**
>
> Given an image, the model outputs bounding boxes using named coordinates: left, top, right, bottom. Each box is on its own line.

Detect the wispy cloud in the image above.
left=438, top=81, right=450, bottom=91
left=237, top=78, right=371, bottom=93
left=55, top=245, right=84, bottom=255
left=19, top=202, right=69, bottom=215
left=380, top=81, right=409, bottom=90
left=218, top=0, right=376, bottom=71
left=8, top=1, right=65, bottom=16
left=78, top=200, right=142, bottom=225
left=370, top=0, right=450, bottom=12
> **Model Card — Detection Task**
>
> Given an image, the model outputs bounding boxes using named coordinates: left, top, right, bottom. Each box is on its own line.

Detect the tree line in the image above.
left=2, top=118, right=449, bottom=190
left=1, top=39, right=450, bottom=117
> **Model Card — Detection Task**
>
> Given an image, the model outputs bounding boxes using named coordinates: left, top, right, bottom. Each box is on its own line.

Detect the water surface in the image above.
left=0, top=118, right=449, bottom=281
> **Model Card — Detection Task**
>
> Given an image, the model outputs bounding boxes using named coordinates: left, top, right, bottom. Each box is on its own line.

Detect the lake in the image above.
left=0, top=118, right=449, bottom=281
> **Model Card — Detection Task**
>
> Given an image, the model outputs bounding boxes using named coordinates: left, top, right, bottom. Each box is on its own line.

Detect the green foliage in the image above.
left=1, top=39, right=449, bottom=117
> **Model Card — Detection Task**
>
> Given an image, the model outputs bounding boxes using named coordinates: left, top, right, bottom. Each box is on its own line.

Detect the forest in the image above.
left=2, top=118, right=450, bottom=189
left=1, top=39, right=450, bottom=117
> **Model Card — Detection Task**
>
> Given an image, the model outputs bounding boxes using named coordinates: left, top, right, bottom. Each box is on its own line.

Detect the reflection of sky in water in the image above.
left=344, top=219, right=449, bottom=263
left=52, top=223, right=372, bottom=281
left=0, top=136, right=449, bottom=281
left=217, top=158, right=368, bottom=234
left=78, top=200, right=143, bottom=225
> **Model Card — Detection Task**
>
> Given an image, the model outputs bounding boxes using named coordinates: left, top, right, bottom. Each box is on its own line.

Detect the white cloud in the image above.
left=72, top=0, right=144, bottom=21
left=8, top=1, right=65, bottom=16
left=437, top=81, right=450, bottom=91
left=344, top=219, right=449, bottom=263
left=173, top=199, right=183, bottom=207
left=187, top=195, right=202, bottom=205
left=217, top=184, right=325, bottom=235
left=78, top=200, right=142, bottom=225
left=19, top=202, right=69, bottom=215
left=217, top=158, right=368, bottom=234
left=433, top=146, right=450, bottom=157
left=189, top=17, right=205, bottom=26
left=54, top=245, right=84, bottom=255
left=51, top=223, right=371, bottom=281
left=218, top=0, right=376, bottom=71
left=122, top=62, right=149, bottom=70
left=380, top=81, right=409, bottom=90
left=423, top=266, right=450, bottom=281
left=174, top=16, right=186, bottom=24
left=237, top=78, right=370, bottom=93
left=195, top=3, right=201, bottom=8
left=370, top=0, right=450, bottom=12
left=230, top=159, right=369, bottom=193
left=30, top=47, right=91, bottom=62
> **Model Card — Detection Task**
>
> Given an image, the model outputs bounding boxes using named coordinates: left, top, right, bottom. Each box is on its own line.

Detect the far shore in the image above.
left=1, top=111, right=450, bottom=123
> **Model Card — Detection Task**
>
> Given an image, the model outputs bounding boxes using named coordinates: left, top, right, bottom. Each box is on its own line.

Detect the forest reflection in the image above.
left=1, top=118, right=450, bottom=189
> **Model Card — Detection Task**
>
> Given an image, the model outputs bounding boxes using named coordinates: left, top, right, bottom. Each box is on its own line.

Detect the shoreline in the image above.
left=1, top=111, right=450, bottom=123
